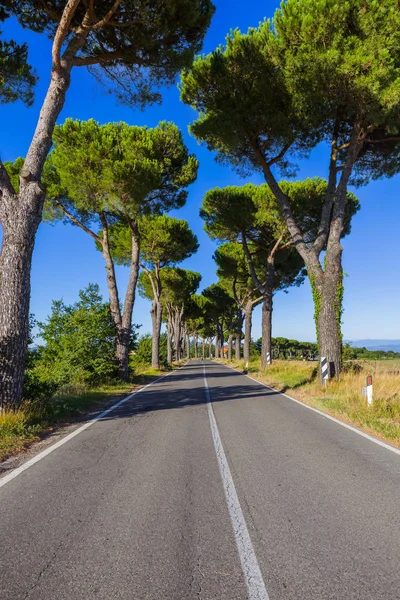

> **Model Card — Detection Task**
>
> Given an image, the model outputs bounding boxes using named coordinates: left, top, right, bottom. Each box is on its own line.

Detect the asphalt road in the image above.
left=1, top=361, right=399, bottom=599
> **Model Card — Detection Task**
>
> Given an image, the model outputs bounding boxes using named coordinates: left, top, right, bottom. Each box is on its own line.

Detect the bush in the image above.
left=131, top=333, right=168, bottom=368
left=28, top=284, right=118, bottom=393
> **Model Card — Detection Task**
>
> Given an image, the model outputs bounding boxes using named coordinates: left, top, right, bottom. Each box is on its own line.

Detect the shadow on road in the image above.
left=97, top=361, right=278, bottom=423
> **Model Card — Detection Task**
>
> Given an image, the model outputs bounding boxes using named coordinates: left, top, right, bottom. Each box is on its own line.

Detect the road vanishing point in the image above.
left=1, top=361, right=399, bottom=599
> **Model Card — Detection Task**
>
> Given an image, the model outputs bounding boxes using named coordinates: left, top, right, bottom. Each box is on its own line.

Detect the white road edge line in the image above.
left=203, top=365, right=270, bottom=600
left=223, top=363, right=400, bottom=457
left=0, top=368, right=184, bottom=489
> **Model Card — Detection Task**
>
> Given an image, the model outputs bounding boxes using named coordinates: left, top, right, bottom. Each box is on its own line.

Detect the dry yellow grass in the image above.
left=221, top=358, right=400, bottom=448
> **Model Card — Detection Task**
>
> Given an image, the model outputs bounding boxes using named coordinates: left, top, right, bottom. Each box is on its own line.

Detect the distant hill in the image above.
left=346, top=340, right=400, bottom=353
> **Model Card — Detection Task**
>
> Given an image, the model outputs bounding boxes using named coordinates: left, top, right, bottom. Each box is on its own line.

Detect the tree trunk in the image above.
left=0, top=67, right=73, bottom=408
left=235, top=334, right=241, bottom=360
left=313, top=254, right=343, bottom=381
left=100, top=214, right=122, bottom=330
left=0, top=206, right=42, bottom=408
left=227, top=333, right=233, bottom=361
left=260, top=264, right=274, bottom=370
left=220, top=330, right=225, bottom=359
left=186, top=333, right=190, bottom=360
left=209, top=340, right=212, bottom=359
left=215, top=335, right=220, bottom=360
left=202, top=338, right=205, bottom=360
left=173, top=308, right=183, bottom=362
left=194, top=335, right=198, bottom=359
left=261, top=295, right=273, bottom=370
left=167, top=320, right=173, bottom=365
left=235, top=310, right=243, bottom=361
left=243, top=300, right=253, bottom=370
left=116, top=227, right=140, bottom=380
left=150, top=299, right=163, bottom=369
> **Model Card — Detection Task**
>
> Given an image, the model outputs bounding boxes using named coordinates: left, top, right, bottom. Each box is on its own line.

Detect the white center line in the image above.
left=203, top=365, right=270, bottom=600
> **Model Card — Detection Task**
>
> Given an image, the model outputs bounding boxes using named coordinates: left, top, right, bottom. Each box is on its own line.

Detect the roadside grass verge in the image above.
left=0, top=363, right=177, bottom=463
left=220, top=358, right=400, bottom=448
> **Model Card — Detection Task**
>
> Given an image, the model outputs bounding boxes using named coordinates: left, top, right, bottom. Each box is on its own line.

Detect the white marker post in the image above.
left=321, top=356, right=329, bottom=387
left=266, top=352, right=271, bottom=365
left=366, top=375, right=373, bottom=407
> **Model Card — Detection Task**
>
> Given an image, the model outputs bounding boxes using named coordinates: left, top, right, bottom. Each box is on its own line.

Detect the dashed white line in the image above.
left=203, top=365, right=270, bottom=600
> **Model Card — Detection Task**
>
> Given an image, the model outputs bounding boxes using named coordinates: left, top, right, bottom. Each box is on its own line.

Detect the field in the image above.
left=221, top=358, right=400, bottom=448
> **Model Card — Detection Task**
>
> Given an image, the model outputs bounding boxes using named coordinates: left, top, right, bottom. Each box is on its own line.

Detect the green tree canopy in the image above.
left=202, top=180, right=359, bottom=247
left=0, top=10, right=37, bottom=105
left=181, top=1, right=393, bottom=375
left=45, top=119, right=199, bottom=223
left=132, top=216, right=198, bottom=368
left=108, top=215, right=199, bottom=269
left=4, top=0, right=215, bottom=107
left=36, top=284, right=118, bottom=387
left=213, top=242, right=259, bottom=308
left=0, top=0, right=214, bottom=408
left=181, top=2, right=400, bottom=181
left=40, top=118, right=198, bottom=378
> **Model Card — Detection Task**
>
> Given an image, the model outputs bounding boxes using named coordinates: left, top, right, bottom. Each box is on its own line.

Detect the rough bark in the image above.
left=100, top=214, right=122, bottom=331
left=314, top=247, right=343, bottom=380
left=0, top=66, right=73, bottom=407
left=215, top=335, right=220, bottom=360
left=116, top=225, right=140, bottom=380
left=235, top=334, right=241, bottom=360
left=260, top=261, right=274, bottom=370
left=0, top=201, right=42, bottom=408
left=167, top=319, right=173, bottom=365
left=0, top=0, right=130, bottom=405
left=227, top=333, right=233, bottom=361
left=186, top=333, right=190, bottom=360
left=261, top=295, right=273, bottom=370
left=201, top=338, right=205, bottom=359
left=150, top=299, right=163, bottom=369
left=254, top=123, right=364, bottom=379
left=243, top=299, right=253, bottom=370
left=235, top=310, right=243, bottom=361
left=208, top=339, right=212, bottom=359
left=172, top=306, right=184, bottom=362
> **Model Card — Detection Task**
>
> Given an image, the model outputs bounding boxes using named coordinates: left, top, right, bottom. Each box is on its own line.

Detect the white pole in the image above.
left=366, top=375, right=373, bottom=407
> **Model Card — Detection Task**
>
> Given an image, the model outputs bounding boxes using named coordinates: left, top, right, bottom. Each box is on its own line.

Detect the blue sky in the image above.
left=1, top=1, right=400, bottom=342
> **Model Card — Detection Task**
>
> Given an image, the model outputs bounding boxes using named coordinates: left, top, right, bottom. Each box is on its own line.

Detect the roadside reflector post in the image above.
left=321, top=356, right=329, bottom=387
left=266, top=352, right=271, bottom=366
left=366, top=375, right=373, bottom=407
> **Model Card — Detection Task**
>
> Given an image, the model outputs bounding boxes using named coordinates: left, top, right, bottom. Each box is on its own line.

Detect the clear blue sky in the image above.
left=1, top=1, right=400, bottom=343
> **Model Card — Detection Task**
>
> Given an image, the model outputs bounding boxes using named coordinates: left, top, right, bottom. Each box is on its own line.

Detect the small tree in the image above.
left=0, top=0, right=214, bottom=407
left=40, top=119, right=198, bottom=379
left=132, top=216, right=198, bottom=368
left=180, top=0, right=399, bottom=378
left=35, top=284, right=117, bottom=390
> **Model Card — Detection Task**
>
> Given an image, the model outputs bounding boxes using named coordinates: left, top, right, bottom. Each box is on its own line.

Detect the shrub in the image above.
left=131, top=333, right=168, bottom=368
